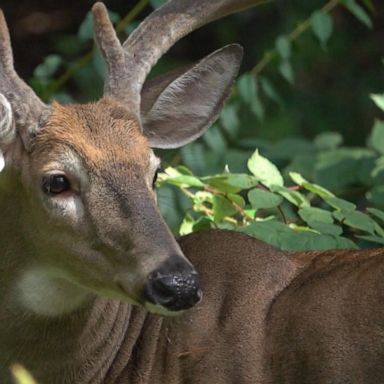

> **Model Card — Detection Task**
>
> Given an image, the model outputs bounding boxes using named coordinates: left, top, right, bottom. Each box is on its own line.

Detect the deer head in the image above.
left=0, top=1, right=261, bottom=316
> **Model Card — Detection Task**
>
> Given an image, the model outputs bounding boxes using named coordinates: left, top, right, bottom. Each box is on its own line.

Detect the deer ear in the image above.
left=0, top=93, right=16, bottom=172
left=141, top=44, right=243, bottom=149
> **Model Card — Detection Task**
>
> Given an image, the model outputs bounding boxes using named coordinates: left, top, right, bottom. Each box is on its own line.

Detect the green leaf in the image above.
left=289, top=172, right=334, bottom=198
left=275, top=35, right=291, bottom=59
left=367, top=185, right=384, bottom=208
left=203, top=124, right=227, bottom=154
left=278, top=60, right=294, bottom=84
left=333, top=210, right=377, bottom=234
left=298, top=207, right=334, bottom=224
left=220, top=104, right=240, bottom=138
left=271, top=185, right=310, bottom=207
left=192, top=217, right=215, bottom=232
left=250, top=92, right=265, bottom=121
left=315, top=148, right=376, bottom=190
left=174, top=165, right=194, bottom=175
left=34, top=55, right=62, bottom=79
left=260, top=77, right=283, bottom=106
left=193, top=191, right=214, bottom=205
left=248, top=188, right=283, bottom=210
left=310, top=221, right=343, bottom=236
left=237, top=75, right=265, bottom=120
left=160, top=167, right=203, bottom=188
left=367, top=207, right=384, bottom=223
left=357, top=235, right=384, bottom=245
left=11, top=364, right=37, bottom=384
left=180, top=143, right=207, bottom=174
left=323, top=196, right=356, bottom=211
left=237, top=74, right=257, bottom=105
left=203, top=174, right=259, bottom=194
left=314, top=132, right=343, bottom=150
left=150, top=0, right=167, bottom=8
left=372, top=158, right=384, bottom=184
left=228, top=193, right=246, bottom=208
left=341, top=0, right=373, bottom=28
left=311, top=10, right=333, bottom=49
left=248, top=150, right=284, bottom=188
left=368, top=120, right=384, bottom=154
left=371, top=94, right=384, bottom=111
left=212, top=195, right=237, bottom=222
left=240, top=220, right=357, bottom=251
left=179, top=215, right=195, bottom=236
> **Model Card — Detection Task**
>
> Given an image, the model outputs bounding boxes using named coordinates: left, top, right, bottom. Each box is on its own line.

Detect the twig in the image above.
left=251, top=0, right=341, bottom=76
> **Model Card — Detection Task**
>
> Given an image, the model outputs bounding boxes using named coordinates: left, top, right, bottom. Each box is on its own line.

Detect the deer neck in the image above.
left=0, top=171, right=151, bottom=384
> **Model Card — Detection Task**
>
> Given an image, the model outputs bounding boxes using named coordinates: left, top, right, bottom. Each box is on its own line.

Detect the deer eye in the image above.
left=42, top=175, right=71, bottom=195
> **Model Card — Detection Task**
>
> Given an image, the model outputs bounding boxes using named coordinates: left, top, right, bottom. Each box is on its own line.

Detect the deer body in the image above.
left=0, top=226, right=295, bottom=384
left=2, top=227, right=384, bottom=383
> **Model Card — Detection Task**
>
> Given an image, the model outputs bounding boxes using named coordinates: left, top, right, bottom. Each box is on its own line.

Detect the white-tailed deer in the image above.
left=0, top=1, right=382, bottom=384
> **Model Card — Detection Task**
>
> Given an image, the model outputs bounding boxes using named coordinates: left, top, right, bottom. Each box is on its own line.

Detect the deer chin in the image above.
left=143, top=302, right=186, bottom=317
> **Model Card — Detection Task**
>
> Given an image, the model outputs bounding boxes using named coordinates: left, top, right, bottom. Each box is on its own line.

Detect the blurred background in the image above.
left=1, top=0, right=383, bottom=232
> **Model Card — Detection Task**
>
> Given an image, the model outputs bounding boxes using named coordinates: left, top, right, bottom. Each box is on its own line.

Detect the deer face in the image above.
left=2, top=99, right=200, bottom=315
left=0, top=3, right=243, bottom=316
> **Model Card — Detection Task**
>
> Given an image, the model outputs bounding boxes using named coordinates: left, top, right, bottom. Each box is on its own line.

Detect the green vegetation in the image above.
left=27, top=0, right=382, bottom=253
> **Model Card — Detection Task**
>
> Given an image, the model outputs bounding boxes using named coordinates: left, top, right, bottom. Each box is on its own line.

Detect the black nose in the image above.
left=145, top=271, right=201, bottom=311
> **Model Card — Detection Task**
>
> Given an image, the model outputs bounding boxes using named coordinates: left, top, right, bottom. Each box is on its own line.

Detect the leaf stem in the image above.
left=251, top=0, right=342, bottom=77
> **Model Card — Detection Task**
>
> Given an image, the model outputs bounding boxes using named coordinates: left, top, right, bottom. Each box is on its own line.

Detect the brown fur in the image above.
left=33, top=99, right=150, bottom=170
left=2, top=229, right=383, bottom=383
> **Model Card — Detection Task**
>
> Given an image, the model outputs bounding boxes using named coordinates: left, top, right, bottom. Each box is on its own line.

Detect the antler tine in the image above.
left=93, top=0, right=266, bottom=113
left=92, top=4, right=134, bottom=104
left=0, top=9, right=14, bottom=73
left=0, top=8, right=49, bottom=147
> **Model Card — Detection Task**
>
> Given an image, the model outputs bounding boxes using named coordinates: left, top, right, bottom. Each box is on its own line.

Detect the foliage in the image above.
left=11, top=365, right=37, bottom=384
left=24, top=0, right=381, bottom=252
left=157, top=113, right=384, bottom=251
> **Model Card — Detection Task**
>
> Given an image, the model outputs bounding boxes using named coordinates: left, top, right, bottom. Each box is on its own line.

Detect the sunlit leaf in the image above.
left=11, top=365, right=37, bottom=384
left=371, top=94, right=384, bottom=111
left=248, top=150, right=284, bottom=188
left=289, top=172, right=334, bottom=198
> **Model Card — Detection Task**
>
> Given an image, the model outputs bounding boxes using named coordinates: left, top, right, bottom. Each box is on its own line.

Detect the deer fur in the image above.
left=1, top=1, right=382, bottom=383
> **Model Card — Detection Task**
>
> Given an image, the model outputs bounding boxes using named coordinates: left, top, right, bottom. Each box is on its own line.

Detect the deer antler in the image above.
left=92, top=0, right=265, bottom=114
left=0, top=10, right=49, bottom=148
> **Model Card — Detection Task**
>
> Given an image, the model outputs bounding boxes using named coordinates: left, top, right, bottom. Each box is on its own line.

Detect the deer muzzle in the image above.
left=145, top=269, right=201, bottom=311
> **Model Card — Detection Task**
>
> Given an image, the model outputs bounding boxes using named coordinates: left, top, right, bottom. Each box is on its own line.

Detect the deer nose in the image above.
left=145, top=270, right=201, bottom=311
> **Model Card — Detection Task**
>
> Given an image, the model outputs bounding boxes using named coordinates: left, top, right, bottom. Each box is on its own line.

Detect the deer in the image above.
left=1, top=1, right=383, bottom=384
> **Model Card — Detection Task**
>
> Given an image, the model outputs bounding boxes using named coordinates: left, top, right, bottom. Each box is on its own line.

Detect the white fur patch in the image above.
left=0, top=151, right=4, bottom=172
left=0, top=93, right=15, bottom=145
left=16, top=267, right=91, bottom=317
